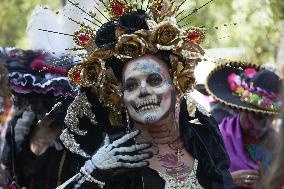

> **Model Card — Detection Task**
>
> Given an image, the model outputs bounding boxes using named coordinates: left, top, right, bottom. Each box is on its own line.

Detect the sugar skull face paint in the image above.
left=240, top=112, right=273, bottom=139
left=123, top=55, right=175, bottom=124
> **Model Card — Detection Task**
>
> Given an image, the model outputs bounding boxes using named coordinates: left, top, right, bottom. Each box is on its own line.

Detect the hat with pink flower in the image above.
left=205, top=61, right=282, bottom=115
left=0, top=48, right=77, bottom=97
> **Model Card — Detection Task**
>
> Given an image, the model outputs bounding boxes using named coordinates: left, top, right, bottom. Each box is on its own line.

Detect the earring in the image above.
left=125, top=109, right=131, bottom=133
left=174, top=95, right=181, bottom=136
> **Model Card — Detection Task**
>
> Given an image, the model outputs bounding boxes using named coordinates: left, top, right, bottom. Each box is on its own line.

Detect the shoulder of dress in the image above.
left=184, top=94, right=211, bottom=118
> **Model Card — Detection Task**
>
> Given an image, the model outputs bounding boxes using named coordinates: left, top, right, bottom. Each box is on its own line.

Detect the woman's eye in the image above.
left=147, top=73, right=163, bottom=86
left=125, top=79, right=138, bottom=91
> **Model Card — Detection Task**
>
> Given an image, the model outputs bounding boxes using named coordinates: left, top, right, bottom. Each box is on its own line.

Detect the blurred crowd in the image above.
left=0, top=1, right=284, bottom=189
left=0, top=48, right=283, bottom=189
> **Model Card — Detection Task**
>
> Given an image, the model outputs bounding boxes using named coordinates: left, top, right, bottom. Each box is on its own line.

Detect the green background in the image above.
left=0, top=0, right=283, bottom=65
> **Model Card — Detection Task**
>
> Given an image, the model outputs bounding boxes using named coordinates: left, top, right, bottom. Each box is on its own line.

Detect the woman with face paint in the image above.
left=54, top=3, right=232, bottom=189
left=123, top=55, right=198, bottom=182
left=59, top=56, right=232, bottom=189
left=206, top=62, right=281, bottom=189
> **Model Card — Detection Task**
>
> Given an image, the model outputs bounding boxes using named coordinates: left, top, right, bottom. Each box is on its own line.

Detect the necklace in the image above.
left=167, top=137, right=185, bottom=180
left=158, top=172, right=191, bottom=189
left=141, top=160, right=203, bottom=189
left=158, top=160, right=204, bottom=189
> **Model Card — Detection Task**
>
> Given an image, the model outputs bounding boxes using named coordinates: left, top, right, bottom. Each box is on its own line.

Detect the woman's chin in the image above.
left=131, top=109, right=162, bottom=123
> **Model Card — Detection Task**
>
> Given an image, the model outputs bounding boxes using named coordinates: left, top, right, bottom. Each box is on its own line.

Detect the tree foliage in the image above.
left=0, top=0, right=283, bottom=64
left=178, top=0, right=283, bottom=64
left=0, top=0, right=62, bottom=47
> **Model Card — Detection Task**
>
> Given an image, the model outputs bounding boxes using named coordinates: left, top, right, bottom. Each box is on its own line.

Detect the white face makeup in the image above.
left=123, top=55, right=174, bottom=124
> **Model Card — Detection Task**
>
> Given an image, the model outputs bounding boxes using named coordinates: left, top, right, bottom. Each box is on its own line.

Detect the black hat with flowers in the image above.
left=0, top=48, right=76, bottom=97
left=205, top=61, right=282, bottom=115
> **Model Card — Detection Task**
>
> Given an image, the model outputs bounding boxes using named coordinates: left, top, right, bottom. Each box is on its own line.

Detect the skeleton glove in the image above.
left=81, top=130, right=152, bottom=181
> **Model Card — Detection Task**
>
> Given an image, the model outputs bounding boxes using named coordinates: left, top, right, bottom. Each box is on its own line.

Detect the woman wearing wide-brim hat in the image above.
left=0, top=48, right=77, bottom=189
left=205, top=61, right=282, bottom=189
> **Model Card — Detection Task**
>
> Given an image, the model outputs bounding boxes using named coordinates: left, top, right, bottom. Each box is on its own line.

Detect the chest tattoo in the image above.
left=157, top=152, right=191, bottom=181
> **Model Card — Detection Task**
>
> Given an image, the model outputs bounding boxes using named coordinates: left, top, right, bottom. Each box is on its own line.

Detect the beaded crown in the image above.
left=64, top=0, right=206, bottom=113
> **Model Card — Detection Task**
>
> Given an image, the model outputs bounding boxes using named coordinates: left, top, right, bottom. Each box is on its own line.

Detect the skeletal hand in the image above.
left=83, top=130, right=152, bottom=174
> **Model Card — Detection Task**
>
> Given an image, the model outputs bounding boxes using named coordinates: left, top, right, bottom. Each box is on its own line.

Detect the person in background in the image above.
left=260, top=65, right=284, bottom=189
left=0, top=62, right=11, bottom=189
left=196, top=84, right=237, bottom=124
left=259, top=113, right=284, bottom=189
left=0, top=65, right=13, bottom=154
left=0, top=48, right=76, bottom=189
left=205, top=61, right=281, bottom=189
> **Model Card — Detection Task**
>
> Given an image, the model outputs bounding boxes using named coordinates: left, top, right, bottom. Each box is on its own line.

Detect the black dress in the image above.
left=1, top=113, right=81, bottom=189
left=64, top=99, right=232, bottom=189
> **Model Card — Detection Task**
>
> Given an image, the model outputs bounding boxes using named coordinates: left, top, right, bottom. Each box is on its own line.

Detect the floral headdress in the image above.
left=49, top=0, right=208, bottom=157
left=66, top=0, right=205, bottom=114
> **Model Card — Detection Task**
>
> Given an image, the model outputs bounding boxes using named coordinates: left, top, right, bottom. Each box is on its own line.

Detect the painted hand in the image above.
left=83, top=130, right=152, bottom=174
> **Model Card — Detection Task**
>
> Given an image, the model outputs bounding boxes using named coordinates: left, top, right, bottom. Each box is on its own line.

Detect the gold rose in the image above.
left=101, top=68, right=123, bottom=111
left=115, top=34, right=147, bottom=59
left=152, top=21, right=182, bottom=50
left=171, top=55, right=196, bottom=93
left=81, top=57, right=103, bottom=87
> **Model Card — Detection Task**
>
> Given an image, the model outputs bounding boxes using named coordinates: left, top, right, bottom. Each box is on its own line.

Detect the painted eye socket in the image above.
left=147, top=73, right=163, bottom=86
left=125, top=78, right=138, bottom=91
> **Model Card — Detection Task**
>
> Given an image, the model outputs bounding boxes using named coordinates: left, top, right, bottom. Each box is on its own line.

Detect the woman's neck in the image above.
left=133, top=112, right=179, bottom=144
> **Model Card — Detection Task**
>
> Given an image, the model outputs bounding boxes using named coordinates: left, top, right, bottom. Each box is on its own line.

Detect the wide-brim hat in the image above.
left=0, top=48, right=77, bottom=97
left=205, top=61, right=281, bottom=115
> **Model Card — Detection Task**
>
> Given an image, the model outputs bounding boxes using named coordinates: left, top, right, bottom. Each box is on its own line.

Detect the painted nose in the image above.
left=139, top=86, right=150, bottom=97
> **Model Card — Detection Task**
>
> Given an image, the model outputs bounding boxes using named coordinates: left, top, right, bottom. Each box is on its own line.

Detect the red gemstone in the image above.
left=113, top=2, right=124, bottom=16
left=156, top=3, right=162, bottom=11
left=78, top=34, right=90, bottom=45
left=73, top=70, right=81, bottom=82
left=187, top=32, right=201, bottom=42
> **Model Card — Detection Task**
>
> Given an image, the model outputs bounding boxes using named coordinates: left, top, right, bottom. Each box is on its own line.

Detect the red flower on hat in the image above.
left=31, top=59, right=67, bottom=76
left=227, top=73, right=241, bottom=92
left=244, top=68, right=257, bottom=78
